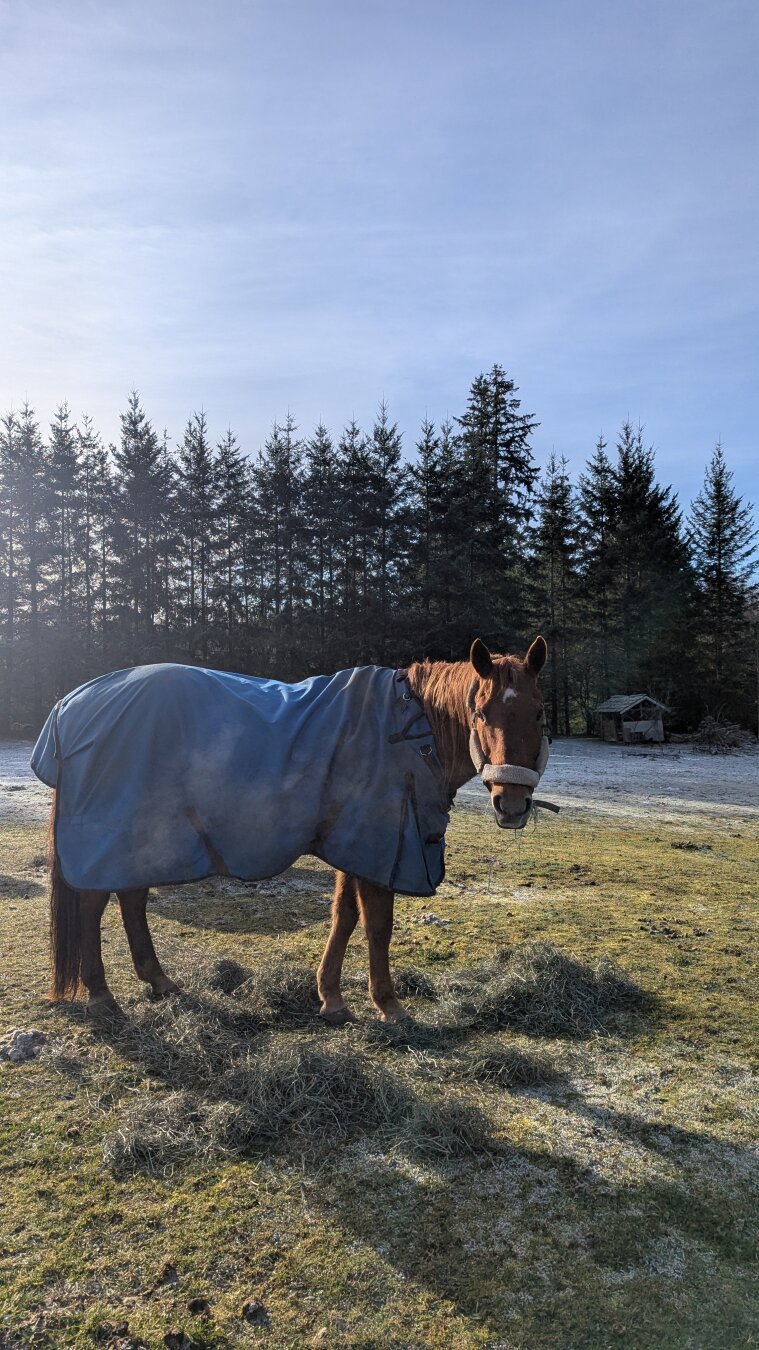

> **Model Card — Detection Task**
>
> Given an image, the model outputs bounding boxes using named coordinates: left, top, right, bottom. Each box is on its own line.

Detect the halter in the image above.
left=466, top=679, right=550, bottom=789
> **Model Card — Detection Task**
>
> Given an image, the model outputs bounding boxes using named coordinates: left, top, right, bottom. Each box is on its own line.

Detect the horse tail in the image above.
left=47, top=792, right=81, bottom=1000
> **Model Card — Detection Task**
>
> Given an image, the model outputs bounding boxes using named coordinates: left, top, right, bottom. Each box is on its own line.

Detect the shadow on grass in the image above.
left=0, top=873, right=47, bottom=898
left=316, top=1140, right=757, bottom=1344
left=45, top=942, right=657, bottom=1187
left=38, top=938, right=757, bottom=1345
left=146, top=865, right=333, bottom=935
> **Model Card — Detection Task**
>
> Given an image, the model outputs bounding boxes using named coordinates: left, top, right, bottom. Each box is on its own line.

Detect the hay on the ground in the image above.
left=454, top=1043, right=559, bottom=1087
left=393, top=967, right=438, bottom=1000
left=393, top=1097, right=491, bottom=1157
left=214, top=1038, right=412, bottom=1140
left=233, top=959, right=321, bottom=1025
left=48, top=941, right=645, bottom=1175
left=435, top=941, right=644, bottom=1037
left=101, top=1032, right=493, bottom=1173
left=205, top=957, right=251, bottom=994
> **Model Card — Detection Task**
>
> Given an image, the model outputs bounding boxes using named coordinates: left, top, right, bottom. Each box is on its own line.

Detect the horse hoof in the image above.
left=319, top=1004, right=356, bottom=1027
left=150, top=978, right=181, bottom=998
left=380, top=1007, right=410, bottom=1025
left=86, top=995, right=124, bottom=1020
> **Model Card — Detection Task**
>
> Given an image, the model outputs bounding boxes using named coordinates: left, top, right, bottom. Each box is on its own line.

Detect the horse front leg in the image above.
left=355, top=879, right=408, bottom=1023
left=317, top=871, right=359, bottom=1025
left=117, top=888, right=180, bottom=998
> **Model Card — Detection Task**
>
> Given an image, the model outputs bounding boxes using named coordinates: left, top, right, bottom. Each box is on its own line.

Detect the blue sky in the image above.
left=1, top=0, right=757, bottom=511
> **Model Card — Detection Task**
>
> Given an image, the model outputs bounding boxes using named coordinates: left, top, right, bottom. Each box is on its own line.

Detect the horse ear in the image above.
left=525, top=635, right=547, bottom=676
left=470, top=638, right=494, bottom=679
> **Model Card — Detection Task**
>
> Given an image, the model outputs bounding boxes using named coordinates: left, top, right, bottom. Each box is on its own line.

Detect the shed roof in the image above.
left=594, top=693, right=671, bottom=716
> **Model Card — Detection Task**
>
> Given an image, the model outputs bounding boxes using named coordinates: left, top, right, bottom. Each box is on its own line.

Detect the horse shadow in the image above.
left=48, top=985, right=756, bottom=1337
left=316, top=1121, right=756, bottom=1340
left=0, top=873, right=47, bottom=899
left=146, top=864, right=334, bottom=935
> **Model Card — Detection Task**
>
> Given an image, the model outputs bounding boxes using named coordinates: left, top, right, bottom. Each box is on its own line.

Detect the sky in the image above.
left=1, top=0, right=757, bottom=510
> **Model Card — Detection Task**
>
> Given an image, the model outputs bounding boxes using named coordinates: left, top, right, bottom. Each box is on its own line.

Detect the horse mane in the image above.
left=406, top=654, right=518, bottom=790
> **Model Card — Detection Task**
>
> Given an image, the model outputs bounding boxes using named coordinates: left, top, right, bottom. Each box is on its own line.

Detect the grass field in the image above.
left=1, top=796, right=757, bottom=1348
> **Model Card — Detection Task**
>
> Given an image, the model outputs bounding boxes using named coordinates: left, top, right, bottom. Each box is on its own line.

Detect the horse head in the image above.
left=468, top=635, right=548, bottom=829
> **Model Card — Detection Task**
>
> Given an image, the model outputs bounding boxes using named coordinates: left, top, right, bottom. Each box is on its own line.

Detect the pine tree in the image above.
left=0, top=411, right=20, bottom=732
left=47, top=403, right=83, bottom=692
left=110, top=391, right=171, bottom=650
left=408, top=417, right=439, bottom=620
left=334, top=418, right=372, bottom=660
left=77, top=415, right=111, bottom=653
left=407, top=416, right=468, bottom=653
left=531, top=454, right=578, bottom=734
left=177, top=410, right=217, bottom=660
left=8, top=406, right=50, bottom=722
left=612, top=422, right=691, bottom=699
left=688, top=443, right=757, bottom=714
left=254, top=414, right=305, bottom=674
left=302, top=422, right=338, bottom=668
left=455, top=366, right=538, bottom=646
left=155, top=429, right=182, bottom=643
left=577, top=436, right=617, bottom=722
left=214, top=427, right=252, bottom=658
left=365, top=401, right=407, bottom=662
left=48, top=404, right=81, bottom=620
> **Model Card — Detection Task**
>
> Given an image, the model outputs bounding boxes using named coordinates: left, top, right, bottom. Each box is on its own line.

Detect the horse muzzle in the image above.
left=492, top=794, right=532, bottom=830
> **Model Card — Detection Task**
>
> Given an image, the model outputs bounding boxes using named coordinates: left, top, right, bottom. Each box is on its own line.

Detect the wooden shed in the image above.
left=594, top=694, right=670, bottom=744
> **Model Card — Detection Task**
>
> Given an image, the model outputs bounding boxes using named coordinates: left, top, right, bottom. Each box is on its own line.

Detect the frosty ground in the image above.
left=0, top=737, right=757, bottom=1348
left=4, top=734, right=758, bottom=830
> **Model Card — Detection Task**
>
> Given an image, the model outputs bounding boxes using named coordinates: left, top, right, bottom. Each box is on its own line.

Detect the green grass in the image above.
left=0, top=807, right=757, bottom=1348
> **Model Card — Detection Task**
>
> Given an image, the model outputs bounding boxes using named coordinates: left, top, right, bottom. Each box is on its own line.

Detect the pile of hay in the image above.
left=46, top=942, right=645, bottom=1174
left=435, top=942, right=644, bottom=1037
left=103, top=1038, right=408, bottom=1173
left=233, top=958, right=322, bottom=1025
left=453, top=1044, right=559, bottom=1087
left=102, top=1032, right=492, bottom=1173
left=45, top=957, right=491, bottom=1173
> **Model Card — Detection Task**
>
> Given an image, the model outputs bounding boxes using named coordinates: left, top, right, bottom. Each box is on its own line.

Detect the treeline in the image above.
left=0, top=365, right=756, bottom=735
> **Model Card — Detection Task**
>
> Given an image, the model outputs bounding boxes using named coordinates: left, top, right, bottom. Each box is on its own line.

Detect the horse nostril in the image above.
left=525, top=797, right=533, bottom=813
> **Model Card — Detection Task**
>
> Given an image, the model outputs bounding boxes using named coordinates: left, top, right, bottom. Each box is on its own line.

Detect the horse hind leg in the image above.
left=317, top=871, right=359, bottom=1025
left=79, top=890, right=122, bottom=1015
left=117, top=888, right=179, bottom=998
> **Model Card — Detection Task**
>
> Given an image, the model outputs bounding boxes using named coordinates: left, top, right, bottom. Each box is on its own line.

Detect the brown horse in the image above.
left=47, top=636, right=547, bottom=1024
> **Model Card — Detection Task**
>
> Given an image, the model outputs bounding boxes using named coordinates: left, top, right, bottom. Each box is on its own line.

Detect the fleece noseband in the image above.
left=466, top=679, right=550, bottom=790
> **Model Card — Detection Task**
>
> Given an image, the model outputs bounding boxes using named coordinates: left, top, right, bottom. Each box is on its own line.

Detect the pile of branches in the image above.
left=693, top=715, right=755, bottom=754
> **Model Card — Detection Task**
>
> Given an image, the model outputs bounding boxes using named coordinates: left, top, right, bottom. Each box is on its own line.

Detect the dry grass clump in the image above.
left=454, top=1043, right=559, bottom=1087
left=205, top=957, right=251, bottom=994
left=214, top=1038, right=412, bottom=1140
left=354, top=1018, right=458, bottom=1054
left=50, top=944, right=645, bottom=1176
left=233, top=958, right=321, bottom=1026
left=51, top=987, right=263, bottom=1089
left=436, top=941, right=644, bottom=1037
left=393, top=967, right=438, bottom=1000
left=101, top=1033, right=493, bottom=1174
left=103, top=1090, right=251, bottom=1173
left=393, top=1097, right=491, bottom=1158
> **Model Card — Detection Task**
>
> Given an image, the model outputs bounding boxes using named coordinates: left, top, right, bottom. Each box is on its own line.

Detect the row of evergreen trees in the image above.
left=0, top=366, right=756, bottom=735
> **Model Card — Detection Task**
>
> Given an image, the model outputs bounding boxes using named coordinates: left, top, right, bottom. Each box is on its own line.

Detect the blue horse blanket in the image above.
left=31, top=663, right=449, bottom=897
